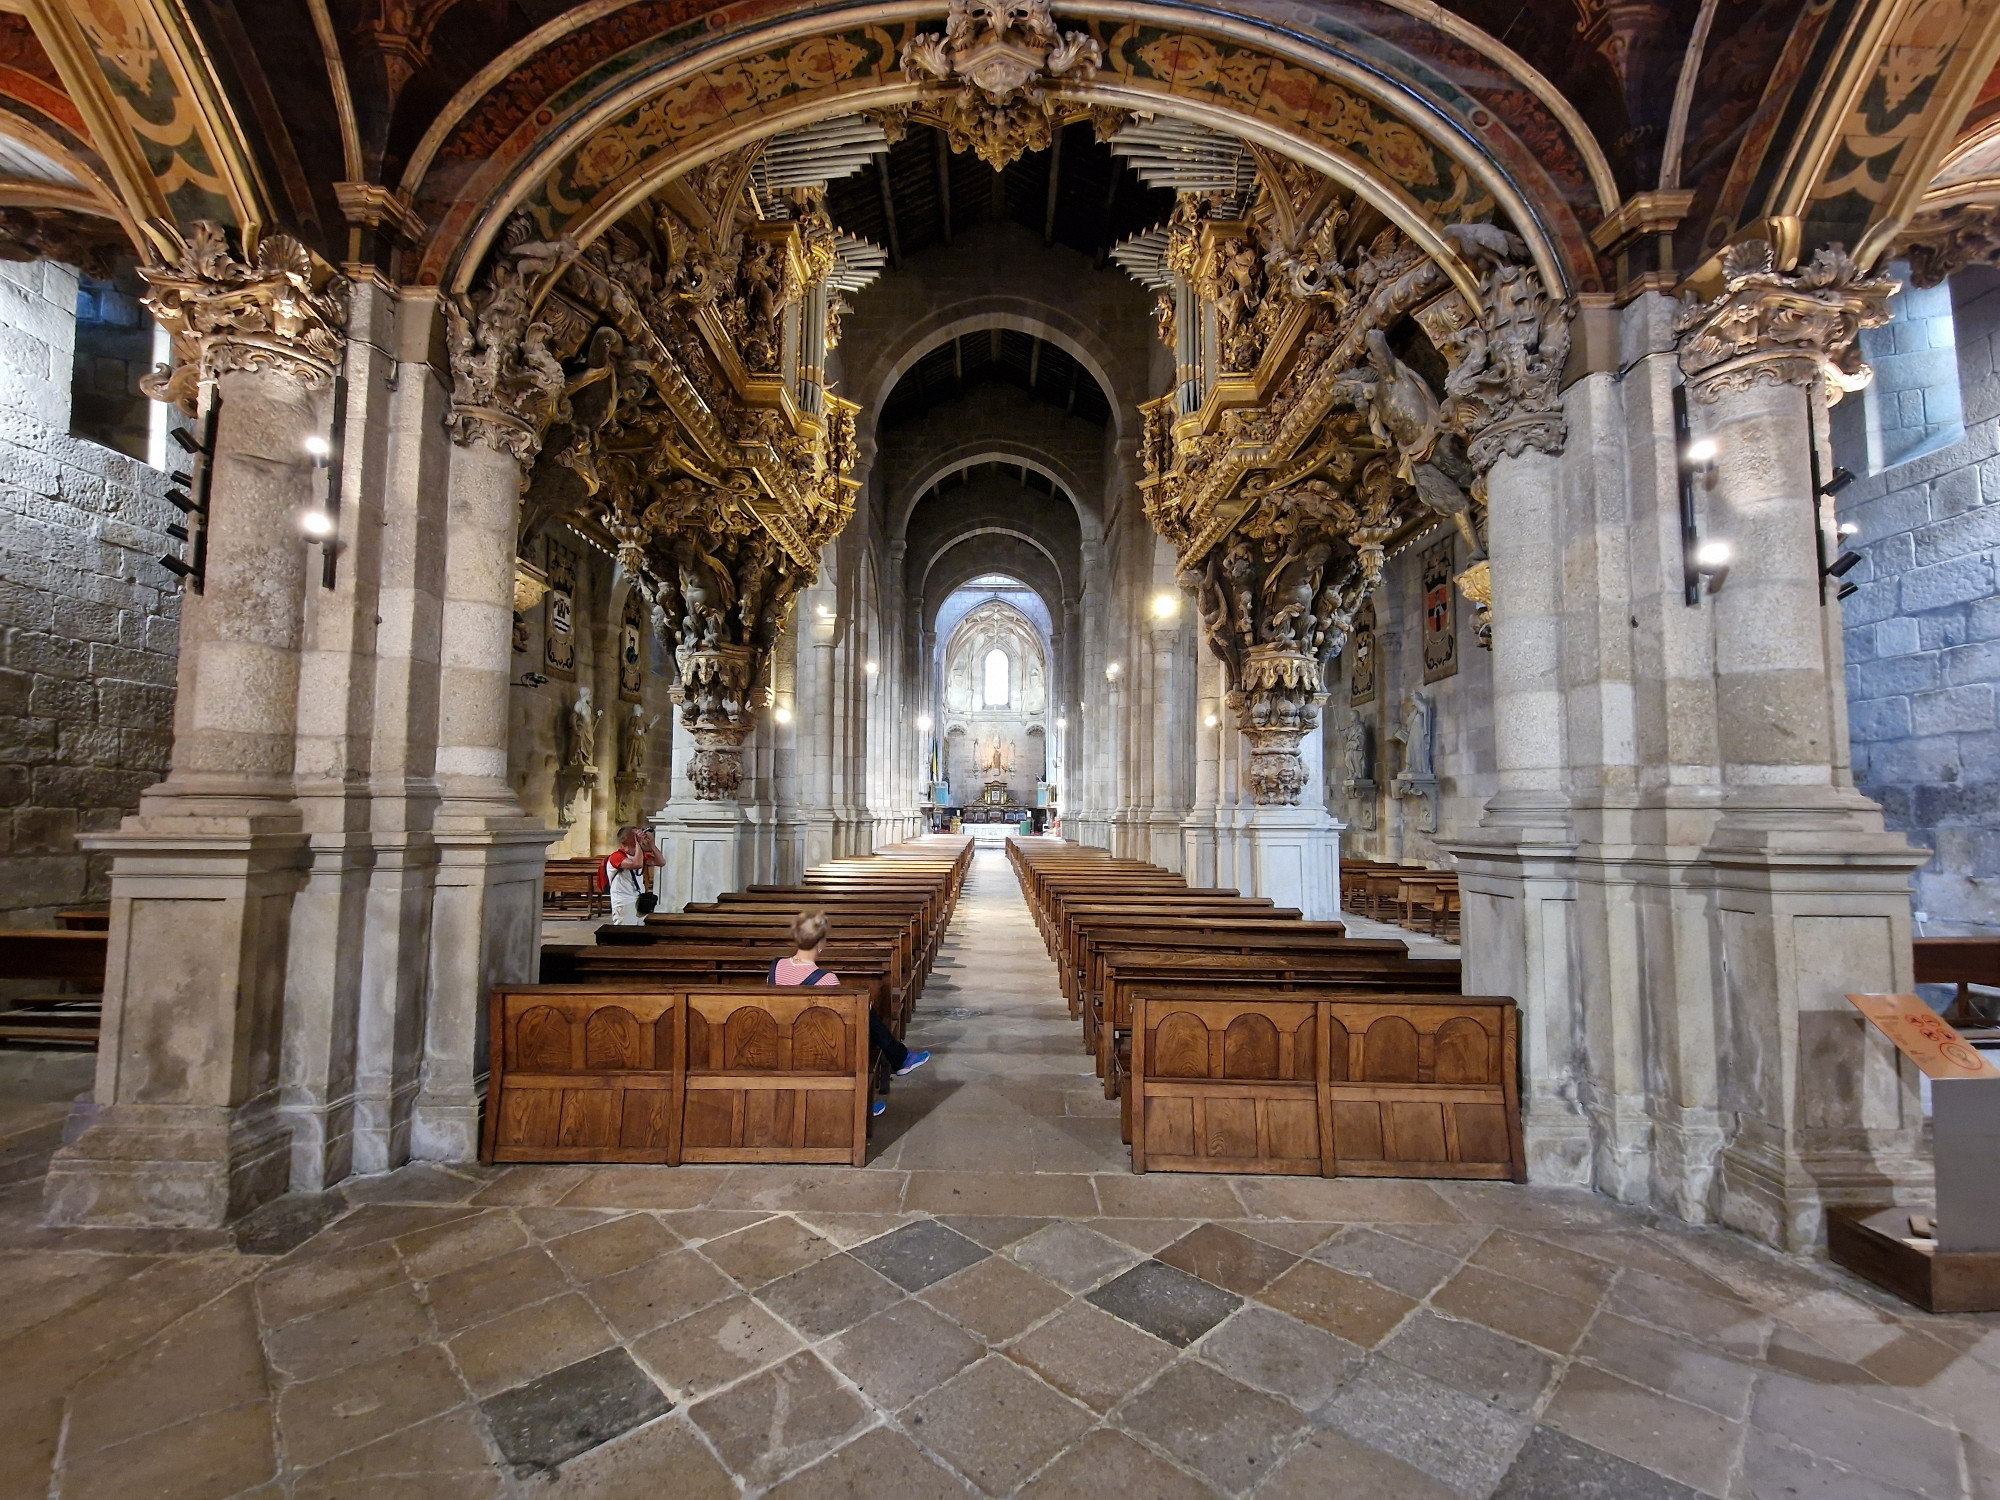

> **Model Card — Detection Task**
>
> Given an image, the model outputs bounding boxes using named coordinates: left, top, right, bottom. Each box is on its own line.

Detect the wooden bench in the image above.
left=0, top=930, right=107, bottom=1047
left=1913, top=936, right=2000, bottom=1031
left=543, top=857, right=606, bottom=918
left=482, top=983, right=872, bottom=1166
left=1130, top=989, right=1524, bottom=1181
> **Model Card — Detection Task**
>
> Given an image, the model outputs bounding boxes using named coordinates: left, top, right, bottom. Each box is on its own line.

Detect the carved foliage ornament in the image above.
left=1674, top=238, right=1895, bottom=405
left=1898, top=202, right=2000, bottom=289
left=900, top=0, right=1103, bottom=168
left=138, top=221, right=349, bottom=415
left=443, top=220, right=574, bottom=465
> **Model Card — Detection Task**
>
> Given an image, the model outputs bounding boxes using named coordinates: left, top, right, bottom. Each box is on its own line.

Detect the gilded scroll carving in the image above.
left=899, top=0, right=1103, bottom=168
left=456, top=170, right=870, bottom=801
left=1898, top=202, right=2000, bottom=288
left=138, top=221, right=349, bottom=414
left=1131, top=151, right=1565, bottom=797
left=1675, top=239, right=1896, bottom=405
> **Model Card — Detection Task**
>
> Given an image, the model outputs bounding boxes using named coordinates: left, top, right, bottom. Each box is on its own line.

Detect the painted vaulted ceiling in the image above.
left=7, top=1, right=2000, bottom=296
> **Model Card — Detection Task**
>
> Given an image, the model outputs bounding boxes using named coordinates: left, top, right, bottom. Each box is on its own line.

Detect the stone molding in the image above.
left=1674, top=238, right=1895, bottom=406
left=138, top=220, right=349, bottom=414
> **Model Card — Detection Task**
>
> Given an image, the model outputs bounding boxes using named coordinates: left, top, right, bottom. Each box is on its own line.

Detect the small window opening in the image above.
left=70, top=258, right=168, bottom=465
left=983, top=647, right=1009, bottom=707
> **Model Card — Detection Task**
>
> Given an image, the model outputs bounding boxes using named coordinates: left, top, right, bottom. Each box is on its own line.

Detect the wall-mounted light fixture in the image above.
left=514, top=671, right=550, bottom=689
left=160, top=409, right=216, bottom=593
left=1055, top=716, right=1066, bottom=730
left=302, top=376, right=346, bottom=589
left=915, top=714, right=933, bottom=732
left=1204, top=713, right=1219, bottom=728
left=774, top=706, right=794, bottom=724
left=1674, top=384, right=1724, bottom=604
left=864, top=660, right=879, bottom=675
left=1838, top=522, right=1860, bottom=538
left=1150, top=592, right=1179, bottom=620
left=1104, top=661, right=1122, bottom=681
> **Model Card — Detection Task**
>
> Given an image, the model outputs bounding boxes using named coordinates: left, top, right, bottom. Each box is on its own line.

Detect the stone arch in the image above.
left=412, top=8, right=1616, bottom=299
left=895, top=448, right=1096, bottom=545
left=919, top=533, right=1067, bottom=635
left=854, top=300, right=1139, bottom=446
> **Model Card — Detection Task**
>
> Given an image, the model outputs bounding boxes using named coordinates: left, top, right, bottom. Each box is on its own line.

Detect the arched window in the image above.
left=983, top=647, right=1009, bottom=707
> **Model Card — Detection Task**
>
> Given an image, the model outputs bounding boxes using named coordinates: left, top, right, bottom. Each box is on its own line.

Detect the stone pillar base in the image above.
left=655, top=799, right=750, bottom=910
left=43, top=1103, right=290, bottom=1228
left=1241, top=805, right=1341, bottom=921
left=46, top=807, right=308, bottom=1228
left=412, top=816, right=554, bottom=1164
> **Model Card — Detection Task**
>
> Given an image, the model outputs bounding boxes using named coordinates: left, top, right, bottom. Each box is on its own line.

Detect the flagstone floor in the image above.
left=0, top=849, right=1995, bottom=1498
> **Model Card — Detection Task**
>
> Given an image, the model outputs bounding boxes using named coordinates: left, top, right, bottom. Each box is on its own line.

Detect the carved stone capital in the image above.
left=1674, top=239, right=1895, bottom=406
left=1445, top=261, right=1572, bottom=469
left=443, top=238, right=572, bottom=467
left=1896, top=202, right=2000, bottom=289
left=138, top=221, right=349, bottom=414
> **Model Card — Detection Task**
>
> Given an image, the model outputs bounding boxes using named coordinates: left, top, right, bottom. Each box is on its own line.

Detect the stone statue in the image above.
left=1391, top=691, right=1434, bottom=782
left=620, top=703, right=656, bottom=778
left=1341, top=708, right=1371, bottom=785
left=565, top=685, right=602, bottom=771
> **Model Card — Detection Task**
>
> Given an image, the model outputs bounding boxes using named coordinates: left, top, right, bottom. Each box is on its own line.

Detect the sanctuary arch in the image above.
left=10, top=0, right=1995, bottom=1260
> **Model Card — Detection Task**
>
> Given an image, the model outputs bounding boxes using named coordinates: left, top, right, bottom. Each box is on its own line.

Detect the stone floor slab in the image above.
left=698, top=1215, right=839, bottom=1289
left=480, top=1347, right=672, bottom=1476
left=1008, top=1220, right=1140, bottom=1292
left=687, top=1351, right=872, bottom=1489
left=821, top=1296, right=985, bottom=1410
left=629, top=1294, right=803, bottom=1402
left=755, top=1251, right=906, bottom=1341
left=904, top=1355, right=1094, bottom=1496
left=851, top=1218, right=992, bottom=1291
left=1255, top=1258, right=1416, bottom=1348
left=1540, top=1363, right=1741, bottom=1496
left=1113, top=1359, right=1309, bottom=1495
left=1196, top=1303, right=1363, bottom=1410
left=1004, top=1299, right=1175, bottom=1411
left=1316, top=1356, right=1531, bottom=1498
left=763, top=1424, right=979, bottom=1499
left=918, top=1253, right=1072, bottom=1345
left=1489, top=1425, right=1708, bottom=1500
left=1088, top=1259, right=1242, bottom=1347
left=1015, top=1427, right=1217, bottom=1499
left=1155, top=1223, right=1298, bottom=1296
left=1380, top=1308, right=1556, bottom=1414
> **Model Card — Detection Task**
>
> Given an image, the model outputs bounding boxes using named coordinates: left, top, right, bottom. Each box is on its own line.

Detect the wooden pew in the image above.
left=1130, top=988, right=1524, bottom=1181
left=482, top=983, right=873, bottom=1166
left=1914, top=936, right=2000, bottom=1031
left=0, top=930, right=107, bottom=1047
left=543, top=857, right=606, bottom=918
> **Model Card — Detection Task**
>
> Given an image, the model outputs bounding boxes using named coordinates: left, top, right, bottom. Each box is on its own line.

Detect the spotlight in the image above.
left=1150, top=593, right=1179, bottom=620
left=1684, top=438, right=1717, bottom=466
left=1105, top=661, right=1122, bottom=680
left=1837, top=582, right=1859, bottom=600
left=516, top=672, right=550, bottom=688
left=815, top=603, right=831, bottom=618
left=168, top=428, right=205, bottom=455
left=304, top=435, right=331, bottom=460
left=1693, top=539, right=1732, bottom=571
left=299, top=509, right=335, bottom=538
left=1838, top=522, right=1860, bottom=538
left=915, top=714, right=933, bottom=731
left=1820, top=466, right=1856, bottom=496
left=1056, top=717, right=1066, bottom=729
left=1204, top=713, right=1219, bottom=728
left=775, top=706, right=793, bottom=724
left=865, top=660, right=879, bottom=675
left=1824, top=551, right=1863, bottom=579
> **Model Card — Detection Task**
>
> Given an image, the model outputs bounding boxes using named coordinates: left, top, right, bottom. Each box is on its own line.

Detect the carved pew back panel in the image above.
left=682, top=988, right=870, bottom=1166
left=1133, top=998, right=1324, bottom=1175
left=484, top=986, right=683, bottom=1164
left=1131, top=992, right=1524, bottom=1182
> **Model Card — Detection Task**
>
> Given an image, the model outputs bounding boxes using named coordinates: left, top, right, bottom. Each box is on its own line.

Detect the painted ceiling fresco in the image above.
left=11, top=1, right=2000, bottom=292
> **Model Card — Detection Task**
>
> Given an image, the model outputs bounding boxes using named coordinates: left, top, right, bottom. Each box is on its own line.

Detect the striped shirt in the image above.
left=770, top=957, right=840, bottom=987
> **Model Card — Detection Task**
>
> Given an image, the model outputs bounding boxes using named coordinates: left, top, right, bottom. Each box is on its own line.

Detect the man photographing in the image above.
left=602, top=825, right=663, bottom=924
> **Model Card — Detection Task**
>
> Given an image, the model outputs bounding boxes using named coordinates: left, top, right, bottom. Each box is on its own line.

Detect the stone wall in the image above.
left=0, top=259, right=181, bottom=925
left=1836, top=264, right=2000, bottom=934
left=1329, top=524, right=1496, bottom=865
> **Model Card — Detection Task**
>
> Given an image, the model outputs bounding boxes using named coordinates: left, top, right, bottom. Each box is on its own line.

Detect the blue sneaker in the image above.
left=895, top=1049, right=932, bottom=1076
left=871, top=1098, right=887, bottom=1117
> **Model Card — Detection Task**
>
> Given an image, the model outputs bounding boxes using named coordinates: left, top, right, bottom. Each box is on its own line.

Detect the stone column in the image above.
left=1675, top=242, right=1929, bottom=1249
left=46, top=225, right=346, bottom=1227
left=1436, top=260, right=1591, bottom=1185
left=411, top=274, right=565, bottom=1163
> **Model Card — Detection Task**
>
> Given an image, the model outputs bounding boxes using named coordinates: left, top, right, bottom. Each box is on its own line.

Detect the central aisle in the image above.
left=865, top=845, right=1127, bottom=1175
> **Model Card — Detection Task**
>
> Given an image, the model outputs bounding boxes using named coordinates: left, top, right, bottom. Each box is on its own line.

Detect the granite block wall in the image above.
left=0, top=259, right=182, bottom=924
left=1836, top=264, right=2000, bottom=933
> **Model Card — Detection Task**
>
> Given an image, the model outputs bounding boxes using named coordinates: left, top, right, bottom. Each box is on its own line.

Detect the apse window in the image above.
left=70, top=262, right=172, bottom=466
left=983, top=647, right=1009, bottom=707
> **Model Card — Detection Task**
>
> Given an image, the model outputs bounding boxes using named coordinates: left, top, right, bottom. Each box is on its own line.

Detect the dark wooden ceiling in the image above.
left=878, top=327, right=1113, bottom=428
left=825, top=119, right=1176, bottom=270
